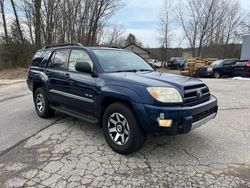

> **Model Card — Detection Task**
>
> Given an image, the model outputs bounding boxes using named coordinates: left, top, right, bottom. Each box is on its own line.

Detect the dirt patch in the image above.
left=0, top=68, right=28, bottom=79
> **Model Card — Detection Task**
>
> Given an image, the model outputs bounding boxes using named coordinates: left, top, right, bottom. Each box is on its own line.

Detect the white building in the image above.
left=241, top=35, right=250, bottom=60
left=123, top=43, right=150, bottom=60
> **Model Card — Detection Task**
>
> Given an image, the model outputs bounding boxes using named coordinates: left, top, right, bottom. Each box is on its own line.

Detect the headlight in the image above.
left=147, top=87, right=183, bottom=103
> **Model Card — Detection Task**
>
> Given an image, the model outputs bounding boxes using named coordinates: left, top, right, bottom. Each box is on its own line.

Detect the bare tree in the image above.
left=103, top=24, right=125, bottom=47
left=176, top=0, right=242, bottom=57
left=222, top=0, right=241, bottom=57
left=177, top=0, right=216, bottom=57
left=0, top=0, right=8, bottom=43
left=10, top=0, right=24, bottom=44
left=159, top=0, right=175, bottom=65
left=34, top=0, right=42, bottom=48
left=19, top=0, right=35, bottom=45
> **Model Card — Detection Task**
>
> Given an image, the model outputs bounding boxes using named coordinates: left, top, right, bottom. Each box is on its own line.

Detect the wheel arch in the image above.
left=33, top=81, right=44, bottom=93
left=99, top=97, right=136, bottom=126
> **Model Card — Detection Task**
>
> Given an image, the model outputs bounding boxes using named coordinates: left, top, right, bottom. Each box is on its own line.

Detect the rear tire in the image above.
left=102, top=102, right=146, bottom=155
left=34, top=88, right=55, bottom=118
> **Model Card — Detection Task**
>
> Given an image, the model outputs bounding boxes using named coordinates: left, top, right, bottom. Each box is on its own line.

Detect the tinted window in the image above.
left=211, top=60, right=223, bottom=67
left=48, top=49, right=70, bottom=70
left=93, top=50, right=153, bottom=72
left=32, top=50, right=45, bottom=66
left=223, top=60, right=236, bottom=66
left=68, top=49, right=93, bottom=72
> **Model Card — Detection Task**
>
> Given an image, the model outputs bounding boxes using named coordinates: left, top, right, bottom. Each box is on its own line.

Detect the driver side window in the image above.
left=68, top=49, right=93, bottom=72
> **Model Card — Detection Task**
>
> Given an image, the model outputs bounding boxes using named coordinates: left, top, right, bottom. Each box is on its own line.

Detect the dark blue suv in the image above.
left=27, top=43, right=218, bottom=154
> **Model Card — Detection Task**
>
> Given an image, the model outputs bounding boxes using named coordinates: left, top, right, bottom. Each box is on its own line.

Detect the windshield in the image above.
left=178, top=60, right=186, bottom=64
left=93, top=50, right=154, bottom=72
left=211, top=60, right=223, bottom=67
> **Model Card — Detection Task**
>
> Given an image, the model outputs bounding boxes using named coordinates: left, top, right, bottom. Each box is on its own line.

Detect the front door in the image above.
left=66, top=49, right=97, bottom=115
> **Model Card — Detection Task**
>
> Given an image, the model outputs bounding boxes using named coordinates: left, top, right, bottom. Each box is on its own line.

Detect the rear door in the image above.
left=46, top=49, right=71, bottom=106
left=66, top=49, right=97, bottom=115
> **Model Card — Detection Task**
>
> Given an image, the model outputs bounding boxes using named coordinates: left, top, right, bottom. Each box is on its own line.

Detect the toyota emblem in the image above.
left=196, top=90, right=203, bottom=98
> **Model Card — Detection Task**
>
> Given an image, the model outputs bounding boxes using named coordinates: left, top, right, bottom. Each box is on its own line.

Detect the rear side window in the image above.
left=32, top=50, right=45, bottom=66
left=48, top=49, right=70, bottom=70
left=223, top=60, right=236, bottom=66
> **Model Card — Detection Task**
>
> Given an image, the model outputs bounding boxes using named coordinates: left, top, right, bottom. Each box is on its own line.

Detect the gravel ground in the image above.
left=0, top=78, right=249, bottom=187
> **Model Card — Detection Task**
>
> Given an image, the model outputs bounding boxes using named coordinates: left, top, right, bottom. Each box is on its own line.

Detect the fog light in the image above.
left=158, top=119, right=173, bottom=127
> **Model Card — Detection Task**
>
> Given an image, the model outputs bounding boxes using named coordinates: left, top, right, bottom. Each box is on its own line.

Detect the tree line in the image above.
left=159, top=0, right=250, bottom=60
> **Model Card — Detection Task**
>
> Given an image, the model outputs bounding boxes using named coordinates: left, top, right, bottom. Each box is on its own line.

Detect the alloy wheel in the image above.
left=108, top=113, right=130, bottom=145
left=36, top=93, right=45, bottom=113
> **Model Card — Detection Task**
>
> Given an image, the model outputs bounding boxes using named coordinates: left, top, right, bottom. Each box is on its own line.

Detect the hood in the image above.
left=101, top=71, right=203, bottom=89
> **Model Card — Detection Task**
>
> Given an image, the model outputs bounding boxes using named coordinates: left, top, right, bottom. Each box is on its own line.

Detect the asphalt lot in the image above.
left=0, top=77, right=250, bottom=187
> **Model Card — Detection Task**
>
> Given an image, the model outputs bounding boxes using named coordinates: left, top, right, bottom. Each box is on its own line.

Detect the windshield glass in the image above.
left=93, top=50, right=154, bottom=72
left=211, top=60, right=223, bottom=67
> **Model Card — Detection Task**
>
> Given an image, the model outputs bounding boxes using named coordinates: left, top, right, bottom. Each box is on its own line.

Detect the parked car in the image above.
left=148, top=59, right=161, bottom=69
left=179, top=60, right=187, bottom=70
left=27, top=43, right=218, bottom=154
left=166, top=57, right=186, bottom=70
left=194, top=59, right=238, bottom=78
left=232, top=60, right=250, bottom=77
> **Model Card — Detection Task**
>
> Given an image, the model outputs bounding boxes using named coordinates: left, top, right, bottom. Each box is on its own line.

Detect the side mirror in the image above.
left=75, top=62, right=92, bottom=73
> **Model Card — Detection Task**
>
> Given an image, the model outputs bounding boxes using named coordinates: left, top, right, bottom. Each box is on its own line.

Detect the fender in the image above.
left=100, top=85, right=143, bottom=104
left=29, top=68, right=53, bottom=102
left=30, top=68, right=48, bottom=89
left=97, top=85, right=151, bottom=132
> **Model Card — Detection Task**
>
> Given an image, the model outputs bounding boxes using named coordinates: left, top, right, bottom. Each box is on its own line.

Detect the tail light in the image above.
left=247, top=60, right=250, bottom=67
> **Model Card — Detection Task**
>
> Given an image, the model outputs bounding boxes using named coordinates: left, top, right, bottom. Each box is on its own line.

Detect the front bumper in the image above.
left=194, top=69, right=214, bottom=77
left=133, top=95, right=218, bottom=135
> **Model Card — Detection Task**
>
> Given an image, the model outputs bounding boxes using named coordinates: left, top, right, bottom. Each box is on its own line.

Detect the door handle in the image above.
left=64, top=73, right=70, bottom=79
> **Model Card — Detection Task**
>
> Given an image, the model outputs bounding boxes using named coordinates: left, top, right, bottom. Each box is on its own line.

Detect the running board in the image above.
left=50, top=105, right=99, bottom=124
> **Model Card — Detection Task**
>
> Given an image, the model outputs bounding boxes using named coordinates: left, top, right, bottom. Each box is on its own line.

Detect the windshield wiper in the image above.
left=137, top=69, right=154, bottom=72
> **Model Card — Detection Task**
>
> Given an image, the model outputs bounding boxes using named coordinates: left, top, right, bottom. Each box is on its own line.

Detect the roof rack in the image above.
left=43, top=43, right=83, bottom=49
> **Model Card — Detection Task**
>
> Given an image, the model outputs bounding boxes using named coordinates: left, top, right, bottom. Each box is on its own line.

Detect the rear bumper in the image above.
left=133, top=95, right=218, bottom=135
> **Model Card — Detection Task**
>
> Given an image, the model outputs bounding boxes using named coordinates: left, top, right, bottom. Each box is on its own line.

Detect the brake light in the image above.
left=247, top=61, right=250, bottom=67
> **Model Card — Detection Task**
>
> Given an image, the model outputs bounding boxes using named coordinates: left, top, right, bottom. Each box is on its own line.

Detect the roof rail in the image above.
left=42, top=43, right=83, bottom=49
left=110, top=46, right=121, bottom=49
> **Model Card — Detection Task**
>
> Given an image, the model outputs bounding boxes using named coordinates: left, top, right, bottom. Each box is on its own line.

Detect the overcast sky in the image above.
left=1, top=0, right=249, bottom=47
left=110, top=0, right=250, bottom=48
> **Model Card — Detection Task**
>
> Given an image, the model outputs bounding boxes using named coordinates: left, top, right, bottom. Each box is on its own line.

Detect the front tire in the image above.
left=102, top=103, right=146, bottom=155
left=34, top=88, right=55, bottom=118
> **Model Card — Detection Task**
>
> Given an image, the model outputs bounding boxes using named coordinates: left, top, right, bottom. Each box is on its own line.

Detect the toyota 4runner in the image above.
left=27, top=43, right=218, bottom=155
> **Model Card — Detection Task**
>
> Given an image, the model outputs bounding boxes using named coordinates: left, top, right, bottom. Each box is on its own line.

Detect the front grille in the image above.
left=192, top=106, right=217, bottom=123
left=183, top=84, right=210, bottom=105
